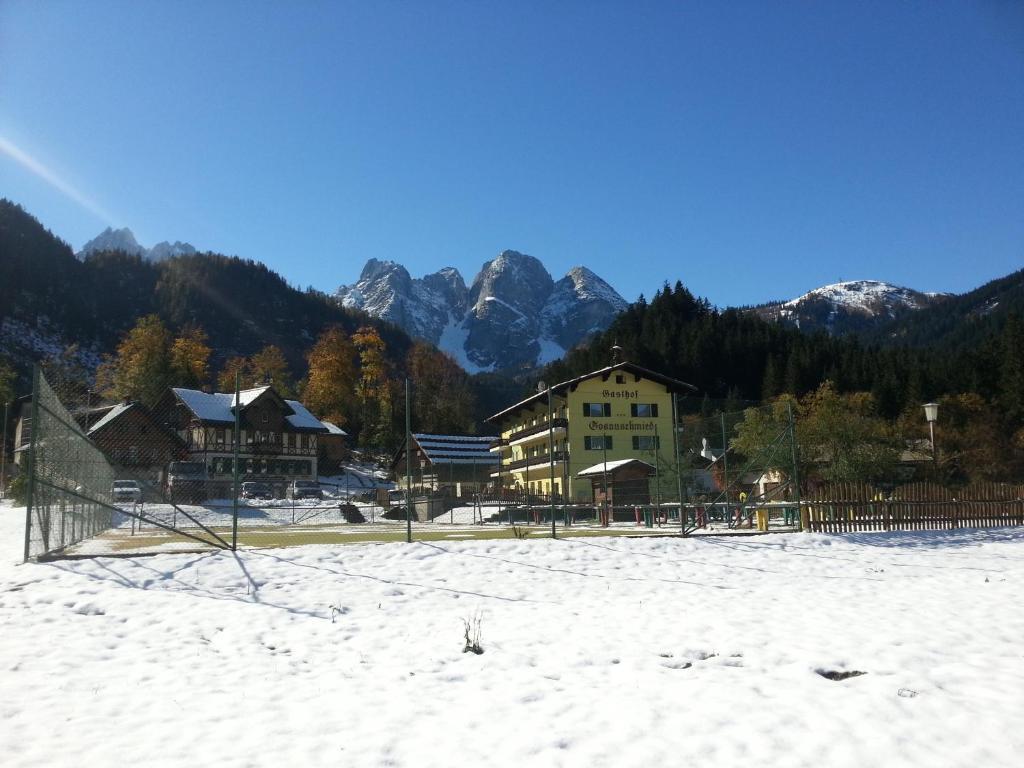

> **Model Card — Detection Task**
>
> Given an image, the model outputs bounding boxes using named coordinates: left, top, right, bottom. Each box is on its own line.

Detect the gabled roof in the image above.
left=87, top=402, right=136, bottom=435
left=395, top=433, right=500, bottom=468
left=577, top=459, right=656, bottom=477
left=170, top=386, right=329, bottom=432
left=485, top=361, right=697, bottom=423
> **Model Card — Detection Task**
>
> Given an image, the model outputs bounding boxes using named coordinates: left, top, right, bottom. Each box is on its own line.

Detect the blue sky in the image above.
left=1, top=1, right=1021, bottom=306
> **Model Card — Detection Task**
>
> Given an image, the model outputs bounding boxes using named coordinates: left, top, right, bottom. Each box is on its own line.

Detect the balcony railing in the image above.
left=505, top=418, right=568, bottom=445
left=501, top=450, right=569, bottom=472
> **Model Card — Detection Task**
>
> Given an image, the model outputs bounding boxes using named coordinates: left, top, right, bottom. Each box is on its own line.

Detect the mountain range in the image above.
left=337, top=251, right=628, bottom=372
left=77, top=227, right=197, bottom=262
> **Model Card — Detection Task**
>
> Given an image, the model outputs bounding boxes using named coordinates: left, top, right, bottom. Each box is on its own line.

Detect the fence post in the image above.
left=22, top=365, right=41, bottom=562
left=786, top=401, right=803, bottom=531
left=231, top=371, right=241, bottom=551
left=405, top=379, right=412, bottom=543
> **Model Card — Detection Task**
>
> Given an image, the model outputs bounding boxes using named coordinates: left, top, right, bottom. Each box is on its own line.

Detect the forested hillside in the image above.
left=0, top=199, right=410, bottom=379
left=543, top=281, right=1024, bottom=421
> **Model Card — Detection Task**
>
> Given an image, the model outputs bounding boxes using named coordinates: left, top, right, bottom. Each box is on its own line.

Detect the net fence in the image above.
left=24, top=369, right=116, bottom=558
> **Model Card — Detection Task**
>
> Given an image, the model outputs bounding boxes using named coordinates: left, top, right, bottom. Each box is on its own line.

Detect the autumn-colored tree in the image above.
left=217, top=356, right=250, bottom=392
left=733, top=382, right=899, bottom=485
left=96, top=314, right=173, bottom=406
left=169, top=326, right=212, bottom=388
left=353, top=326, right=393, bottom=449
left=304, top=327, right=357, bottom=426
left=407, top=342, right=476, bottom=435
left=248, top=345, right=295, bottom=397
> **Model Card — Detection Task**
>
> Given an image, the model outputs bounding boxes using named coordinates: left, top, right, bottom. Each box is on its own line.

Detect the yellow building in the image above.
left=485, top=361, right=696, bottom=501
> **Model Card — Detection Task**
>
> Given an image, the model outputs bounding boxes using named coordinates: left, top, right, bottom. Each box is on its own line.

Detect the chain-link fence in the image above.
left=23, top=368, right=115, bottom=558
left=21, top=368, right=808, bottom=559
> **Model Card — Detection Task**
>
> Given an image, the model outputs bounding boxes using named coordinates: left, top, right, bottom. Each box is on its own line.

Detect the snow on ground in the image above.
left=2, top=499, right=1023, bottom=767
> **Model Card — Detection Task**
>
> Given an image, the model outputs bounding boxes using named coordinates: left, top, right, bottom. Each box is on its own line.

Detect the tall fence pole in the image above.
left=548, top=385, right=556, bottom=539
left=0, top=400, right=9, bottom=498
left=231, top=371, right=241, bottom=551
left=720, top=412, right=729, bottom=515
left=787, top=400, right=802, bottom=530
left=672, top=393, right=685, bottom=534
left=405, top=378, right=412, bottom=543
left=22, top=365, right=40, bottom=562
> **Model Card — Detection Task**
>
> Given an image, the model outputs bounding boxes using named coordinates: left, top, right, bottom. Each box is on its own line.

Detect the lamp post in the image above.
left=923, top=402, right=939, bottom=476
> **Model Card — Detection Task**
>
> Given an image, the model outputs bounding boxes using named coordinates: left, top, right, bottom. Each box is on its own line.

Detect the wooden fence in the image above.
left=804, top=482, right=1024, bottom=533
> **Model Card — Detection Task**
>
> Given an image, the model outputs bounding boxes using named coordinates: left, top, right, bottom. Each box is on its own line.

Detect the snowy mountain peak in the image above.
left=336, top=251, right=626, bottom=372
left=755, top=279, right=948, bottom=335
left=785, top=280, right=934, bottom=313
left=77, top=227, right=197, bottom=262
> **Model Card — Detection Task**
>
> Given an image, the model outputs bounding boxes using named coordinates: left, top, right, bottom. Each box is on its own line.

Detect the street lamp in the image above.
left=923, top=402, right=939, bottom=471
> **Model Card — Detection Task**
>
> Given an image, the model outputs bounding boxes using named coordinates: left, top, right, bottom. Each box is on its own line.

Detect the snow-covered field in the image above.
left=2, top=500, right=1023, bottom=767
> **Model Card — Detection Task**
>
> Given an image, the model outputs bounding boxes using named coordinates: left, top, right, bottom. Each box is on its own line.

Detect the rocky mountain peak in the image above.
left=78, top=227, right=145, bottom=259
left=336, top=250, right=626, bottom=372
left=77, top=227, right=197, bottom=262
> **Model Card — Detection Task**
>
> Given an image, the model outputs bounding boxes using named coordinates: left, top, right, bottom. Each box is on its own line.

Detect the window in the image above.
left=615, top=374, right=625, bottom=384
left=215, top=428, right=226, bottom=444
left=261, top=413, right=269, bottom=424
left=630, top=403, right=659, bottom=418
left=583, top=402, right=611, bottom=417
left=584, top=435, right=613, bottom=450
left=632, top=435, right=660, bottom=450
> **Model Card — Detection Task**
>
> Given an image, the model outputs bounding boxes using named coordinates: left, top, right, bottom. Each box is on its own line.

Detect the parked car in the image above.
left=287, top=480, right=323, bottom=500
left=166, top=461, right=208, bottom=503
left=241, top=481, right=274, bottom=500
left=112, top=480, right=143, bottom=504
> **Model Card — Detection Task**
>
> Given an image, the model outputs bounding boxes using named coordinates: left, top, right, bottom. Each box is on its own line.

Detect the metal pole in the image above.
left=787, top=400, right=802, bottom=531
left=23, top=366, right=41, bottom=562
left=654, top=422, right=662, bottom=526
left=548, top=385, right=556, bottom=538
left=1, top=400, right=8, bottom=498
left=929, top=420, right=937, bottom=477
left=231, top=371, right=241, bottom=551
left=602, top=437, right=609, bottom=527
left=720, top=411, right=730, bottom=523
left=405, top=378, right=412, bottom=543
left=672, top=393, right=685, bottom=534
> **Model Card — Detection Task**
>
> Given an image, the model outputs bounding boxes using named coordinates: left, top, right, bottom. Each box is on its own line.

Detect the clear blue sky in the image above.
left=2, top=1, right=1022, bottom=306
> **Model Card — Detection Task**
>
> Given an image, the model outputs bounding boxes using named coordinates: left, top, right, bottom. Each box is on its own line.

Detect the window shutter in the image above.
left=604, top=403, right=611, bottom=417
left=652, top=404, right=659, bottom=417
left=632, top=436, right=639, bottom=450
left=583, top=403, right=589, bottom=417
left=630, top=403, right=637, bottom=417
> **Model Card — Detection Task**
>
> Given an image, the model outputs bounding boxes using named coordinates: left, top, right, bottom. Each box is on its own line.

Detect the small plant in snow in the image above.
left=510, top=525, right=529, bottom=540
left=462, top=610, right=484, bottom=655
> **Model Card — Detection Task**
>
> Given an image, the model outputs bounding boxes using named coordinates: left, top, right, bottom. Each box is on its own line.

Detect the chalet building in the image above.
left=156, top=385, right=330, bottom=486
left=485, top=361, right=696, bottom=502
left=392, top=433, right=499, bottom=495
left=86, top=401, right=186, bottom=482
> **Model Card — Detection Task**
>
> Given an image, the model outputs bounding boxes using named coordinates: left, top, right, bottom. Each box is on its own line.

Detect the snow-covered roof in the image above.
left=87, top=402, right=135, bottom=435
left=577, top=459, right=656, bottom=477
left=284, top=400, right=328, bottom=431
left=321, top=421, right=348, bottom=436
left=172, top=387, right=328, bottom=432
left=410, top=434, right=499, bottom=466
left=171, top=388, right=236, bottom=424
